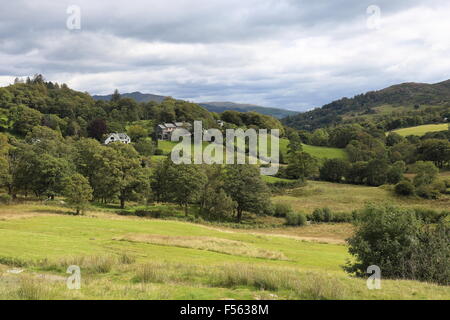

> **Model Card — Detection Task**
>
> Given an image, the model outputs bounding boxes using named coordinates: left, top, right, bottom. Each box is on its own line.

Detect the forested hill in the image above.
left=93, top=91, right=167, bottom=103
left=0, top=76, right=285, bottom=138
left=198, top=102, right=298, bottom=119
left=0, top=77, right=217, bottom=136
left=282, top=80, right=450, bottom=131
left=93, top=92, right=297, bottom=119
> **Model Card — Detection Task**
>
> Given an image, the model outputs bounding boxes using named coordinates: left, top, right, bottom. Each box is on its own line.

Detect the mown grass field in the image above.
left=392, top=123, right=448, bottom=136
left=0, top=203, right=449, bottom=300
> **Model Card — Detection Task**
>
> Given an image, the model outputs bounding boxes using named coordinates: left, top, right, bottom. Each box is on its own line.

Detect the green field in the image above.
left=392, top=123, right=448, bottom=137
left=272, top=180, right=450, bottom=214
left=0, top=204, right=449, bottom=300
left=158, top=139, right=348, bottom=161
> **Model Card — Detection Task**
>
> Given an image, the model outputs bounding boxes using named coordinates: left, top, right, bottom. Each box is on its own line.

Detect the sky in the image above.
left=1, top=0, right=450, bottom=111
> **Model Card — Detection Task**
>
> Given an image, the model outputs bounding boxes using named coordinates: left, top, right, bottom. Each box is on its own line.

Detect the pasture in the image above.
left=0, top=203, right=449, bottom=300
left=392, top=123, right=448, bottom=136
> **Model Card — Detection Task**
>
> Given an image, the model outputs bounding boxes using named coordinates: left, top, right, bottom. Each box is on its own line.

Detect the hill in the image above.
left=92, top=91, right=167, bottom=103
left=282, top=80, right=450, bottom=131
left=199, top=102, right=298, bottom=119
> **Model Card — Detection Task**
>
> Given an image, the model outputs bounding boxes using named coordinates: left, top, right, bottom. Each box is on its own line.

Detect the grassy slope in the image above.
left=0, top=205, right=449, bottom=299
left=158, top=139, right=347, bottom=160
left=392, top=123, right=448, bottom=136
left=272, top=180, right=450, bottom=214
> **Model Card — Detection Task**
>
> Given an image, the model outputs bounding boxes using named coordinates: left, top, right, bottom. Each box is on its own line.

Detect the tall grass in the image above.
left=16, top=277, right=53, bottom=300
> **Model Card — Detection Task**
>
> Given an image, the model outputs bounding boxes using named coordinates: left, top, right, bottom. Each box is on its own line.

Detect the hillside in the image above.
left=283, top=80, right=450, bottom=131
left=199, top=102, right=298, bottom=119
left=92, top=91, right=167, bottom=103
left=0, top=204, right=449, bottom=300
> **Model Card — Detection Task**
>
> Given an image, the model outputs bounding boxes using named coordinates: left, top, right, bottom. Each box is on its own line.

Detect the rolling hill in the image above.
left=198, top=102, right=298, bottom=119
left=91, top=92, right=297, bottom=119
left=282, top=80, right=450, bottom=131
left=92, top=91, right=167, bottom=103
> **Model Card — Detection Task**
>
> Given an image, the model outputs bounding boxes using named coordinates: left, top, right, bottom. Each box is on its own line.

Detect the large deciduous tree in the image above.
left=223, top=164, right=271, bottom=223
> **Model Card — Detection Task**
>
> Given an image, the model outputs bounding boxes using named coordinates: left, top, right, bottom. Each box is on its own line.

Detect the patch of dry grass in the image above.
left=272, top=180, right=450, bottom=213
left=115, top=234, right=287, bottom=260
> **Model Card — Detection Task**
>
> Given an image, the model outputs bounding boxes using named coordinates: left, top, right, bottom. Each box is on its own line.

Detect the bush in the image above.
left=414, top=208, right=449, bottom=223
left=322, top=207, right=333, bottom=222
left=416, top=185, right=440, bottom=199
left=309, top=208, right=352, bottom=223
left=0, top=194, right=12, bottom=204
left=344, top=204, right=449, bottom=285
left=285, top=212, right=307, bottom=226
left=154, top=148, right=164, bottom=155
left=274, top=203, right=293, bottom=217
left=394, top=180, right=415, bottom=196
left=311, top=208, right=325, bottom=222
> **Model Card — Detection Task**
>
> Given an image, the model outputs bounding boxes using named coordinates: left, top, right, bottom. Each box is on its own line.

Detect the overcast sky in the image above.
left=1, top=0, right=450, bottom=111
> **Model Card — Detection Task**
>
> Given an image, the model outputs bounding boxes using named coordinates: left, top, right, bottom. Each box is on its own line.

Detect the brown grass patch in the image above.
left=114, top=234, right=287, bottom=260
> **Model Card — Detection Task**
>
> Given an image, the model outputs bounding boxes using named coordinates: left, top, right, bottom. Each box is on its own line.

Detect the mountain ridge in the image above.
left=282, top=80, right=450, bottom=130
left=91, top=92, right=297, bottom=119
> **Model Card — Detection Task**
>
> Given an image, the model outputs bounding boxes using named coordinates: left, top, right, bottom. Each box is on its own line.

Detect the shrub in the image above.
left=311, top=208, right=325, bottom=222
left=0, top=194, right=12, bottom=204
left=154, top=148, right=164, bottom=155
left=285, top=212, right=307, bottom=226
left=322, top=207, right=333, bottom=222
left=414, top=208, right=449, bottom=223
left=394, top=180, right=415, bottom=196
left=416, top=185, right=440, bottom=199
left=274, top=203, right=293, bottom=217
left=344, top=204, right=449, bottom=285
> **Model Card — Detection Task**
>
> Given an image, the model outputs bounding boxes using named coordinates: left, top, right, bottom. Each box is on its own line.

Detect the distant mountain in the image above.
left=92, top=91, right=167, bottom=103
left=92, top=92, right=298, bottom=119
left=198, top=102, right=298, bottom=119
left=282, top=80, right=450, bottom=130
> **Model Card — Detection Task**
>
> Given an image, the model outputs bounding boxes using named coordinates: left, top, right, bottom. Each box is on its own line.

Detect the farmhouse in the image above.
left=156, top=122, right=191, bottom=140
left=104, top=133, right=131, bottom=145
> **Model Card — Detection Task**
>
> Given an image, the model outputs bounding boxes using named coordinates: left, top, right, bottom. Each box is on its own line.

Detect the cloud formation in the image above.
left=1, top=0, right=449, bottom=110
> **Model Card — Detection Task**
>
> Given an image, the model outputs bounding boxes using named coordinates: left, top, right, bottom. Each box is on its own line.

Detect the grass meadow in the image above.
left=392, top=123, right=449, bottom=136
left=0, top=200, right=449, bottom=300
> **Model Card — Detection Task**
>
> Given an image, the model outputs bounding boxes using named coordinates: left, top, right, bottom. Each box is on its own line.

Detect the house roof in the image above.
left=106, top=133, right=130, bottom=140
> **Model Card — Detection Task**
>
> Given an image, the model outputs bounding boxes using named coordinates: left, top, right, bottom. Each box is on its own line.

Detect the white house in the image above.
left=104, top=133, right=131, bottom=145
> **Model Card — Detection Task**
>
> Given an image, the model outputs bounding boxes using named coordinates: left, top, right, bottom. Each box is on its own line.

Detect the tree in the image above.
left=108, top=143, right=150, bottom=209
left=285, top=151, right=318, bottom=180
left=223, top=164, right=271, bottom=222
left=87, top=119, right=108, bottom=141
left=310, top=129, right=329, bottom=146
left=198, top=165, right=235, bottom=220
left=287, top=131, right=303, bottom=154
left=9, top=105, right=43, bottom=135
left=386, top=132, right=405, bottom=146
left=365, top=159, right=389, bottom=186
left=345, top=161, right=368, bottom=185
left=345, top=204, right=449, bottom=285
left=166, top=162, right=207, bottom=216
left=127, top=124, right=148, bottom=141
left=412, top=161, right=439, bottom=187
left=395, top=180, right=415, bottom=196
left=151, top=158, right=172, bottom=202
left=386, top=161, right=405, bottom=184
left=319, top=159, right=350, bottom=183
left=417, top=139, right=450, bottom=168
left=63, top=174, right=93, bottom=215
left=111, top=89, right=121, bottom=102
